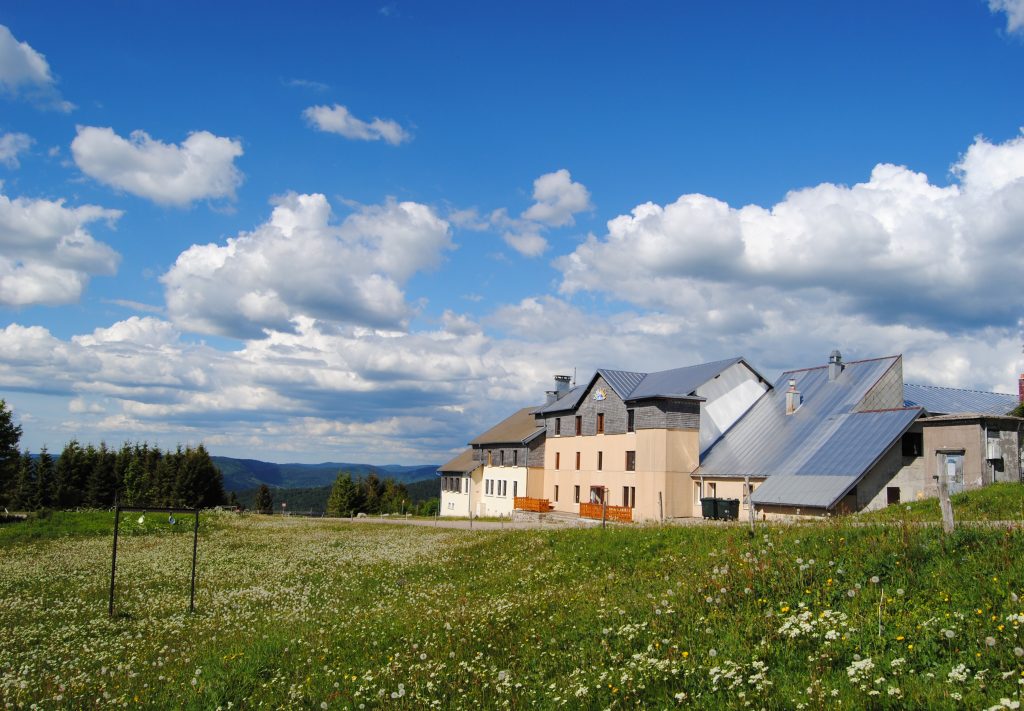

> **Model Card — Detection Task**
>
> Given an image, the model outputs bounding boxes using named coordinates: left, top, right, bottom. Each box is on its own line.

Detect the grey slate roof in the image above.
left=903, top=383, right=1018, bottom=416
left=535, top=357, right=750, bottom=414
left=437, top=449, right=481, bottom=475
left=698, top=355, right=921, bottom=509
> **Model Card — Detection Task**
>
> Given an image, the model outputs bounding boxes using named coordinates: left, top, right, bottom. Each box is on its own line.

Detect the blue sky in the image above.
left=1, top=1, right=1023, bottom=464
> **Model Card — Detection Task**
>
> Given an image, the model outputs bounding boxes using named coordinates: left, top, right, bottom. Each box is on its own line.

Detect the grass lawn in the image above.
left=859, top=482, right=1024, bottom=524
left=2, top=508, right=1024, bottom=708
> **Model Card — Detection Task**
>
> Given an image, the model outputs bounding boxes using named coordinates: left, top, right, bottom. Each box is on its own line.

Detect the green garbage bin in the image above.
left=700, top=497, right=718, bottom=519
left=720, top=498, right=740, bottom=520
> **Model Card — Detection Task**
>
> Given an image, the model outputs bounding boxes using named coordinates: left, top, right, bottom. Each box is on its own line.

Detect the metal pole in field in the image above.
left=189, top=509, right=199, bottom=613
left=108, top=504, right=121, bottom=616
left=601, top=490, right=607, bottom=529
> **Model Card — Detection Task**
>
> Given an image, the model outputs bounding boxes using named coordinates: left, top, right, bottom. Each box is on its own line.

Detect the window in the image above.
left=555, top=452, right=560, bottom=470
left=589, top=486, right=605, bottom=504
left=597, top=451, right=603, bottom=471
left=574, top=485, right=580, bottom=503
left=597, top=413, right=605, bottom=434
left=694, top=481, right=702, bottom=507
left=886, top=486, right=900, bottom=506
left=575, top=415, right=582, bottom=435
left=707, top=482, right=717, bottom=497
left=575, top=451, right=581, bottom=470
left=627, top=409, right=635, bottom=432
left=902, top=432, right=923, bottom=457
left=625, top=450, right=636, bottom=471
left=513, top=450, right=518, bottom=466
left=500, top=449, right=505, bottom=466
left=622, top=486, right=635, bottom=508
left=555, top=418, right=561, bottom=436
left=513, top=481, right=518, bottom=498
left=554, top=485, right=559, bottom=502
left=455, top=478, right=461, bottom=494
left=487, top=451, right=492, bottom=466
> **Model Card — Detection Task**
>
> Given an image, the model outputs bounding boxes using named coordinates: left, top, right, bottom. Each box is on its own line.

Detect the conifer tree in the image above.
left=0, top=400, right=22, bottom=508
left=254, top=483, right=273, bottom=514
left=85, top=442, right=117, bottom=507
left=326, top=471, right=358, bottom=517
left=55, top=440, right=86, bottom=508
left=12, top=451, right=36, bottom=510
left=35, top=446, right=54, bottom=509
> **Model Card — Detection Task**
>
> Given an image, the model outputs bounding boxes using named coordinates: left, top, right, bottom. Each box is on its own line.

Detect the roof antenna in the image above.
left=572, top=367, right=576, bottom=387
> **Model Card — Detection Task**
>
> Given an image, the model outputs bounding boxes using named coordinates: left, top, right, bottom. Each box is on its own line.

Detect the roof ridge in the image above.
left=906, top=382, right=1015, bottom=396
left=783, top=354, right=898, bottom=375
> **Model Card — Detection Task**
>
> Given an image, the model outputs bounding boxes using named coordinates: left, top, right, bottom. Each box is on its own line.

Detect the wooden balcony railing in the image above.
left=579, top=502, right=633, bottom=523
left=514, top=497, right=554, bottom=512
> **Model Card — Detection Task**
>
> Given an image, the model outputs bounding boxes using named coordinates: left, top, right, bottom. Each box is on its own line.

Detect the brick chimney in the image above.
left=785, top=378, right=802, bottom=415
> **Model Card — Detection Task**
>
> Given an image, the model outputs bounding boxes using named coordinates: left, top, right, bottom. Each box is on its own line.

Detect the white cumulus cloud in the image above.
left=162, top=193, right=452, bottom=339
left=0, top=24, right=73, bottom=111
left=303, top=104, right=411, bottom=145
left=558, top=131, right=1024, bottom=334
left=71, top=126, right=244, bottom=206
left=0, top=132, right=32, bottom=168
left=0, top=191, right=121, bottom=306
left=522, top=168, right=593, bottom=227
left=990, top=0, right=1024, bottom=34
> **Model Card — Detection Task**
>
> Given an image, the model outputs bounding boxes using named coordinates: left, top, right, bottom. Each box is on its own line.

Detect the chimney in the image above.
left=547, top=375, right=571, bottom=405
left=828, top=350, right=844, bottom=381
left=785, top=378, right=802, bottom=415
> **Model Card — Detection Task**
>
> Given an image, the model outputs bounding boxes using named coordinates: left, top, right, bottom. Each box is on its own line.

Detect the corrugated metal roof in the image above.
left=598, top=369, right=647, bottom=399
left=699, top=355, right=922, bottom=509
left=534, top=357, right=748, bottom=413
left=629, top=357, right=744, bottom=399
left=469, top=406, right=545, bottom=445
left=437, top=449, right=481, bottom=475
left=903, top=383, right=1018, bottom=416
left=534, top=385, right=586, bottom=415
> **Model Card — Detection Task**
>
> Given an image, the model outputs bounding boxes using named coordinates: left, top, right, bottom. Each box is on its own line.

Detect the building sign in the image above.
left=593, top=388, right=607, bottom=401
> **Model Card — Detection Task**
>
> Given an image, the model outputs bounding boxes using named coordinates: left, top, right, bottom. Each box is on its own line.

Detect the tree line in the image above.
left=0, top=400, right=226, bottom=511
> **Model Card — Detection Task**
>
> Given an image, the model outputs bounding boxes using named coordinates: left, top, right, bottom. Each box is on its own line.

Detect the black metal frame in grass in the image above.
left=108, top=504, right=200, bottom=617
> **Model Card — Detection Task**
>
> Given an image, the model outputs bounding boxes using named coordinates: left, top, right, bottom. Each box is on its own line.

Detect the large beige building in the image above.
left=439, top=352, right=1022, bottom=522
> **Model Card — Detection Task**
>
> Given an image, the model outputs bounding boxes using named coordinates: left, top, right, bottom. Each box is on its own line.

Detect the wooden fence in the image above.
left=514, top=497, right=554, bottom=512
left=579, top=502, right=633, bottom=523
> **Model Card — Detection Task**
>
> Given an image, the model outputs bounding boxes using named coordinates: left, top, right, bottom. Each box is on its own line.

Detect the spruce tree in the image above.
left=326, top=471, right=358, bottom=517
left=254, top=483, right=273, bottom=514
left=55, top=440, right=86, bottom=508
left=12, top=451, right=36, bottom=510
left=35, top=446, right=54, bottom=509
left=0, top=400, right=22, bottom=508
left=85, top=442, right=117, bottom=507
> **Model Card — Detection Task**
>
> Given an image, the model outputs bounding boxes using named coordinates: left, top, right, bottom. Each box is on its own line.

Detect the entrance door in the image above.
left=589, top=486, right=605, bottom=504
left=940, top=452, right=964, bottom=494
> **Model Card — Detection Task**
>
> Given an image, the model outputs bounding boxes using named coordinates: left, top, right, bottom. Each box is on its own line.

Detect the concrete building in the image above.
left=533, top=357, right=769, bottom=522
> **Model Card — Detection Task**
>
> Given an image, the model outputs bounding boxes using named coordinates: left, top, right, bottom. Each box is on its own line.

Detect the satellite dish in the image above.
left=168, top=515, right=177, bottom=525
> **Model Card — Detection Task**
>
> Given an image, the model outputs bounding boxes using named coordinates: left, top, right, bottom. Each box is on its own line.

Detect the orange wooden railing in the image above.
left=514, top=497, right=554, bottom=512
left=579, top=502, right=633, bottom=523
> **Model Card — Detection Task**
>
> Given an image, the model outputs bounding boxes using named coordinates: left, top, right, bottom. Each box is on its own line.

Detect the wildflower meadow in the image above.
left=2, top=509, right=1024, bottom=709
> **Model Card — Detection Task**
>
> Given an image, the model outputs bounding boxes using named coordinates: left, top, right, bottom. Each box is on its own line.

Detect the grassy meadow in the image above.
left=2, top=508, right=1024, bottom=709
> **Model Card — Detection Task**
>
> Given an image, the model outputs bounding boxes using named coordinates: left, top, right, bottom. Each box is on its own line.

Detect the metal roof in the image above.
left=437, top=449, right=481, bottom=475
left=534, top=357, right=749, bottom=413
left=629, top=357, right=745, bottom=400
left=468, top=406, right=545, bottom=445
left=534, top=385, right=586, bottom=415
left=903, top=383, right=1018, bottom=416
left=698, top=355, right=922, bottom=509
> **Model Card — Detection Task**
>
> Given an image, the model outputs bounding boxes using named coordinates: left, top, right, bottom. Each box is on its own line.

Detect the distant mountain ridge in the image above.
left=212, top=456, right=439, bottom=492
